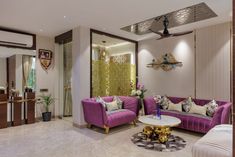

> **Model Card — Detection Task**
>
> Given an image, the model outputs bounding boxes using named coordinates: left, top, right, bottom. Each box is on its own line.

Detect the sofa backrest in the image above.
left=144, top=96, right=232, bottom=123
left=84, top=96, right=139, bottom=115
left=168, top=96, right=229, bottom=107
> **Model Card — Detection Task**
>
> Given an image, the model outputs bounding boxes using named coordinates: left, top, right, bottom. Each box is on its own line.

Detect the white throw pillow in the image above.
left=189, top=104, right=207, bottom=116
left=106, top=101, right=119, bottom=111
left=168, top=102, right=182, bottom=112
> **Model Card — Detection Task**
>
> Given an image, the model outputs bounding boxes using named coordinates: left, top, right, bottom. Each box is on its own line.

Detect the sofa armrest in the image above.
left=221, top=103, right=232, bottom=124
left=82, top=100, right=108, bottom=127
left=210, top=107, right=224, bottom=128
left=119, top=96, right=139, bottom=116
left=143, top=97, right=156, bottom=115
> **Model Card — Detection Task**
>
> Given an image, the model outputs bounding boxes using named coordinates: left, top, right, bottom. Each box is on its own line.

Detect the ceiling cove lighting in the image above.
left=92, top=42, right=131, bottom=49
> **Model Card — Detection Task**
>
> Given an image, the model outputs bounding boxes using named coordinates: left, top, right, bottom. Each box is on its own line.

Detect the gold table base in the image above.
left=143, top=126, right=171, bottom=143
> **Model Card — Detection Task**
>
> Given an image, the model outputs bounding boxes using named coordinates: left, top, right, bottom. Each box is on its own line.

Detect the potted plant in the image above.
left=39, top=94, right=55, bottom=122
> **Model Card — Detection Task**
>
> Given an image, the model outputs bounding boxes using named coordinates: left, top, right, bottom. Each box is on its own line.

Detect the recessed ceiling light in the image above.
left=64, top=15, right=67, bottom=18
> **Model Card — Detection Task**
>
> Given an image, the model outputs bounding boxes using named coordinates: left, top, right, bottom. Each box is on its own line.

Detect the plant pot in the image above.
left=0, top=90, right=5, bottom=94
left=42, top=112, right=51, bottom=122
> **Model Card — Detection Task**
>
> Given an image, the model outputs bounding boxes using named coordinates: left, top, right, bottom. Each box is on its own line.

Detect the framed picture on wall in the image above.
left=38, top=49, right=53, bottom=71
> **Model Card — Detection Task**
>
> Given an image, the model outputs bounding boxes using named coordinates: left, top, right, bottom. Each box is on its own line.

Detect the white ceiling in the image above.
left=0, top=0, right=232, bottom=41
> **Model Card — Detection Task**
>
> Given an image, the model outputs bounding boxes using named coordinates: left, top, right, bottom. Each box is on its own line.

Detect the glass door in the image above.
left=58, top=42, right=73, bottom=117
left=63, top=42, right=72, bottom=116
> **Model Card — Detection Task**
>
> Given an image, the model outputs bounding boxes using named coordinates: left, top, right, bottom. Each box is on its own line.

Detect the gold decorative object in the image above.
left=147, top=53, right=182, bottom=71
left=143, top=126, right=172, bottom=143
left=92, top=53, right=136, bottom=97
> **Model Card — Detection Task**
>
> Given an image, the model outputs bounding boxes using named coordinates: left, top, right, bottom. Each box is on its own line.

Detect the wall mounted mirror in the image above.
left=0, top=46, right=36, bottom=97
left=91, top=30, right=138, bottom=97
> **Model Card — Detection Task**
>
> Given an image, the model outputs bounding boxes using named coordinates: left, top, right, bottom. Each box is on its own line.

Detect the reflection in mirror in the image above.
left=91, top=31, right=137, bottom=97
left=0, top=46, right=36, bottom=97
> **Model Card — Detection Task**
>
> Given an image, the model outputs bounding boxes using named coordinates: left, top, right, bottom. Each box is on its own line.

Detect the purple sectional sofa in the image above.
left=82, top=96, right=138, bottom=133
left=144, top=97, right=232, bottom=133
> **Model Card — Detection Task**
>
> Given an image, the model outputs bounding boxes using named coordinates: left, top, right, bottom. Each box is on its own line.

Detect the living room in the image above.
left=0, top=0, right=233, bottom=157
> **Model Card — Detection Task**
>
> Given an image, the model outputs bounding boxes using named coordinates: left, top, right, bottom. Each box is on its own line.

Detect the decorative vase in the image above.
left=156, top=104, right=161, bottom=120
left=0, top=89, right=5, bottom=94
left=139, top=98, right=145, bottom=116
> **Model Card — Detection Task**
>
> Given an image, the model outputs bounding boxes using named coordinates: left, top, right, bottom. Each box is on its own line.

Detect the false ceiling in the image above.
left=0, top=0, right=232, bottom=41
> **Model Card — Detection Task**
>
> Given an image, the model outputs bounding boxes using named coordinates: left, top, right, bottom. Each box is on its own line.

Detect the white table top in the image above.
left=139, top=115, right=181, bottom=127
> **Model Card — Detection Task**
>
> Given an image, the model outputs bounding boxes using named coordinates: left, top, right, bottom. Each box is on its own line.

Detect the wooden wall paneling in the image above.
left=25, top=92, right=36, bottom=124
left=0, top=94, right=8, bottom=128
left=13, top=97, right=22, bottom=126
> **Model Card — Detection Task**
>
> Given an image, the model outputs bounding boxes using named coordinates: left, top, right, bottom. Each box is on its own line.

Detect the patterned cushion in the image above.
left=182, top=97, right=195, bottom=112
left=153, top=95, right=162, bottom=104
left=160, top=96, right=170, bottom=110
left=205, top=100, right=218, bottom=117
left=113, top=96, right=123, bottom=109
left=96, top=96, right=106, bottom=108
left=106, top=101, right=119, bottom=111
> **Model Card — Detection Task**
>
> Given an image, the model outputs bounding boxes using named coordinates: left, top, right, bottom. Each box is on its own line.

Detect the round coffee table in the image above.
left=139, top=115, right=181, bottom=143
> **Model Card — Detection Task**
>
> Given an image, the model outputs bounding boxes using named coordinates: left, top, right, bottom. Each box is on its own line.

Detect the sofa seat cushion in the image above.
left=106, top=109, right=136, bottom=127
left=152, top=110, right=212, bottom=133
left=192, top=125, right=232, bottom=157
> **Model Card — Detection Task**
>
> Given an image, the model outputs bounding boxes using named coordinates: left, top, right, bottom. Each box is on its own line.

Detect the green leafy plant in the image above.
left=39, top=94, right=55, bottom=112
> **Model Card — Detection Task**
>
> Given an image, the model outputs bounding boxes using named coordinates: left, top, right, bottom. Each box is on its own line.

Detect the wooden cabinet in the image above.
left=0, top=94, right=7, bottom=128
left=25, top=92, right=36, bottom=124
left=13, top=97, right=22, bottom=126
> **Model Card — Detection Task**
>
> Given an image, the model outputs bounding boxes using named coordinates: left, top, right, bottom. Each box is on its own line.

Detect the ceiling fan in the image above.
left=149, top=16, right=193, bottom=40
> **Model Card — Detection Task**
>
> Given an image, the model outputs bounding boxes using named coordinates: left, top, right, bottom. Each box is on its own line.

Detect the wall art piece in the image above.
left=147, top=53, right=182, bottom=71
left=38, top=49, right=53, bottom=71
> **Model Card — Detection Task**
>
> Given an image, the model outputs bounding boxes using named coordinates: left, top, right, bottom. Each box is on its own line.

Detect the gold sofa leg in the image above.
left=133, top=120, right=137, bottom=126
left=87, top=124, right=92, bottom=128
left=104, top=125, right=110, bottom=134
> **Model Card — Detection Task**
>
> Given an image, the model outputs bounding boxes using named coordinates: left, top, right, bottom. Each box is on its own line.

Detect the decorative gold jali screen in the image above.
left=92, top=53, right=136, bottom=97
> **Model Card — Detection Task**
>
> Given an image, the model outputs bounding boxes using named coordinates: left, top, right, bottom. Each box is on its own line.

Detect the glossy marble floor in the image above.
left=0, top=119, right=202, bottom=157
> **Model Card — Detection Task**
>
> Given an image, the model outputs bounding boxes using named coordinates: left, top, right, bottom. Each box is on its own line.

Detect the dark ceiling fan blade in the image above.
left=149, top=28, right=164, bottom=36
left=156, top=36, right=168, bottom=40
left=171, top=31, right=193, bottom=36
left=156, top=34, right=174, bottom=40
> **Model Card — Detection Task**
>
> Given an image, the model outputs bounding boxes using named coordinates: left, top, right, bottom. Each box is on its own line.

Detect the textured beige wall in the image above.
left=138, top=33, right=195, bottom=98
left=72, top=26, right=90, bottom=126
left=138, top=22, right=231, bottom=101
left=196, top=22, right=231, bottom=101
left=36, top=35, right=59, bottom=117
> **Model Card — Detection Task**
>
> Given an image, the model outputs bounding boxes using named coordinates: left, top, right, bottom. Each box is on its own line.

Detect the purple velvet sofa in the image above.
left=82, top=96, right=138, bottom=133
left=144, top=97, right=232, bottom=133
